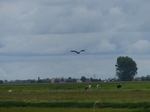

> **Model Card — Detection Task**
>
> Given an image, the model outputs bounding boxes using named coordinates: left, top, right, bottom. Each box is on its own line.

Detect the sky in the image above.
left=0, top=0, right=150, bottom=80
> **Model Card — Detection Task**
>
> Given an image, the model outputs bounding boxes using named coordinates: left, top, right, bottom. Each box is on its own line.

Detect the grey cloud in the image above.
left=0, top=0, right=150, bottom=80
left=29, top=5, right=104, bottom=34
left=0, top=0, right=147, bottom=35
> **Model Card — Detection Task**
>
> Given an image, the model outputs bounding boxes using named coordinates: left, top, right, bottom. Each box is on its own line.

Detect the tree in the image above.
left=115, top=56, right=138, bottom=81
left=0, top=80, right=3, bottom=84
left=66, top=78, right=77, bottom=83
left=80, top=76, right=87, bottom=82
left=146, top=75, right=150, bottom=81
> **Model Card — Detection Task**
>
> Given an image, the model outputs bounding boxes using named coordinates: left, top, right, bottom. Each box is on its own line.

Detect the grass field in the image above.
left=0, top=82, right=150, bottom=112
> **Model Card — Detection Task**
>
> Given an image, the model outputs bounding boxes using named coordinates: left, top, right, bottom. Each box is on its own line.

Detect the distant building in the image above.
left=51, top=78, right=66, bottom=83
left=51, top=78, right=56, bottom=83
left=85, top=79, right=92, bottom=82
left=76, top=79, right=82, bottom=83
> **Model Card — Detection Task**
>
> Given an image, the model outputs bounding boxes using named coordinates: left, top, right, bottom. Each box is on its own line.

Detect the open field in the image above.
left=0, top=82, right=150, bottom=112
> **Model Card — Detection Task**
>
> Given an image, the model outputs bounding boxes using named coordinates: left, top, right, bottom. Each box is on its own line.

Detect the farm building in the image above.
left=51, top=78, right=66, bottom=83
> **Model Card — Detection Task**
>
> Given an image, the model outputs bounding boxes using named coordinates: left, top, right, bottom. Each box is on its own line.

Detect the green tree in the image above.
left=115, top=56, right=138, bottom=81
left=80, top=76, right=86, bottom=82
left=0, top=80, right=4, bottom=84
left=146, top=75, right=150, bottom=81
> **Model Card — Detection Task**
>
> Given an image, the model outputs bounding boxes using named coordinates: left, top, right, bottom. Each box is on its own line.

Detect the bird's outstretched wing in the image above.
left=70, top=50, right=79, bottom=54
left=71, top=50, right=77, bottom=52
left=80, top=50, right=85, bottom=52
left=70, top=50, right=85, bottom=54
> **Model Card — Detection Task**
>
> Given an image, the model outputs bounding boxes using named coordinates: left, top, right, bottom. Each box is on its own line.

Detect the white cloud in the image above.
left=127, top=40, right=150, bottom=54
left=0, top=68, right=9, bottom=79
left=88, top=39, right=116, bottom=53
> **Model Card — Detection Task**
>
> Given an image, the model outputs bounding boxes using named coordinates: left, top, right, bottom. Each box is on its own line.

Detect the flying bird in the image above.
left=70, top=50, right=85, bottom=54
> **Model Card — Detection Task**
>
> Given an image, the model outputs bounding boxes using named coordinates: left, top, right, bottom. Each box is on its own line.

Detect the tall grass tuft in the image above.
left=93, top=99, right=103, bottom=112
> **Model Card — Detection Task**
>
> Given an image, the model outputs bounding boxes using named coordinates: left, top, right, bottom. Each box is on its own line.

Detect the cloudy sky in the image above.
left=0, top=0, right=150, bottom=80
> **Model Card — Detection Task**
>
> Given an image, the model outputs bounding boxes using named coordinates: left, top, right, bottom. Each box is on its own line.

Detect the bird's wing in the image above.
left=80, top=50, right=85, bottom=52
left=71, top=50, right=80, bottom=54
left=71, top=50, right=77, bottom=52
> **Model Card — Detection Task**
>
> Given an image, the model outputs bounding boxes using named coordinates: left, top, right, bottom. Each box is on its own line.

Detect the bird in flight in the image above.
left=70, top=50, right=85, bottom=54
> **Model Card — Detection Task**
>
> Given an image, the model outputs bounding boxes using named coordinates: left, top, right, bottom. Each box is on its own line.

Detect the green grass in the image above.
left=0, top=107, right=150, bottom=112
left=0, top=82, right=150, bottom=111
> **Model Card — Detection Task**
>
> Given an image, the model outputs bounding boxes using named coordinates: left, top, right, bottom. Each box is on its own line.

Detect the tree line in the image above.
left=0, top=77, right=101, bottom=84
left=0, top=75, right=149, bottom=84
